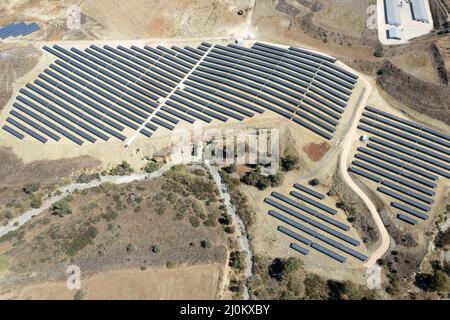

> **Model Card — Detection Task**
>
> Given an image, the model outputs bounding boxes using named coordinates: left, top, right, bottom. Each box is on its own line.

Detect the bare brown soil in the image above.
left=0, top=166, right=229, bottom=296
left=0, top=45, right=41, bottom=111
left=1, top=264, right=222, bottom=300
left=303, top=142, right=330, bottom=162
left=0, top=147, right=100, bottom=186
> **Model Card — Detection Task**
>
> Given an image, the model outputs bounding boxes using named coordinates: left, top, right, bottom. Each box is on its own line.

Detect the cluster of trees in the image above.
left=242, top=167, right=284, bottom=190
left=268, top=257, right=303, bottom=281
left=415, top=261, right=450, bottom=294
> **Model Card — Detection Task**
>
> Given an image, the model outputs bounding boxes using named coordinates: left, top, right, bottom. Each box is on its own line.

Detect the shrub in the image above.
left=144, top=161, right=160, bottom=174
left=30, top=196, right=42, bottom=209
left=23, top=183, right=40, bottom=194
left=151, top=245, right=161, bottom=253
left=2, top=211, right=13, bottom=219
left=51, top=200, right=72, bottom=217
left=76, top=173, right=100, bottom=184
left=435, top=229, right=450, bottom=248
left=224, top=226, right=235, bottom=234
left=74, top=290, right=85, bottom=300
left=309, top=178, right=320, bottom=186
left=229, top=251, right=246, bottom=271
left=189, top=216, right=200, bottom=228
left=63, top=226, right=98, bottom=256
left=200, top=239, right=212, bottom=249
left=109, top=161, right=134, bottom=176
left=373, top=49, right=384, bottom=58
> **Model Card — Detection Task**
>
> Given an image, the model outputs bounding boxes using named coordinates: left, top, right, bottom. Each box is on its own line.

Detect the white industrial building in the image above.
left=384, top=0, right=402, bottom=26
left=387, top=26, right=402, bottom=40
left=410, top=0, right=430, bottom=23
left=377, top=0, right=433, bottom=45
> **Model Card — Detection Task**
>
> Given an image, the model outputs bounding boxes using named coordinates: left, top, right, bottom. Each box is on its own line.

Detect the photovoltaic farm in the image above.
left=265, top=183, right=368, bottom=264
left=1, top=42, right=358, bottom=145
left=0, top=21, right=39, bottom=39
left=349, top=106, right=450, bottom=226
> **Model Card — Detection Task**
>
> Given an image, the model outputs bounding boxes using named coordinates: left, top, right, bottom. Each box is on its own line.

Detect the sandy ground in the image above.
left=0, top=264, right=222, bottom=300
left=315, top=0, right=374, bottom=38
left=391, top=49, right=441, bottom=83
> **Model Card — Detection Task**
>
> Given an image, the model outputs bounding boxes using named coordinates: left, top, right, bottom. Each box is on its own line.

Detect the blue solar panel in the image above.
left=391, top=202, right=428, bottom=220
left=268, top=210, right=367, bottom=261
left=264, top=198, right=358, bottom=246
left=363, top=111, right=450, bottom=149
left=2, top=125, right=24, bottom=140
left=311, top=243, right=346, bottom=263
left=277, top=225, right=313, bottom=245
left=6, top=117, right=48, bottom=143
left=352, top=160, right=435, bottom=197
left=365, top=106, right=450, bottom=142
left=271, top=192, right=348, bottom=230
left=397, top=213, right=418, bottom=225
left=360, top=124, right=450, bottom=164
left=293, top=183, right=326, bottom=200
left=20, top=89, right=95, bottom=143
left=357, top=147, right=438, bottom=181
left=289, top=190, right=338, bottom=215
left=377, top=187, right=431, bottom=212
left=367, top=143, right=450, bottom=179
left=355, top=153, right=437, bottom=189
left=360, top=118, right=450, bottom=157
left=10, top=109, right=60, bottom=141
left=290, top=243, right=309, bottom=256
left=27, top=83, right=110, bottom=141
left=349, top=166, right=383, bottom=183
left=14, top=101, right=83, bottom=145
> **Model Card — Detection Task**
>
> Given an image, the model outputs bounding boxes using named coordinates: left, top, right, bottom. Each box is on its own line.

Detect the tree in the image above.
left=268, top=257, right=303, bottom=281
left=281, top=155, right=299, bottom=172
left=415, top=271, right=450, bottom=292
left=309, top=178, right=320, bottom=186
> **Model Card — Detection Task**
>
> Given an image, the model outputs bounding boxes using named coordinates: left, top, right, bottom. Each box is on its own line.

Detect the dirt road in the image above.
left=338, top=76, right=390, bottom=268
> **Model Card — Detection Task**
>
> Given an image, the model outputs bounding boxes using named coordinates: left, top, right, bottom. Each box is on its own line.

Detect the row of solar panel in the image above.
left=210, top=44, right=352, bottom=109
left=269, top=210, right=367, bottom=263
left=3, top=42, right=356, bottom=143
left=191, top=47, right=346, bottom=140
left=3, top=44, right=214, bottom=143
left=189, top=41, right=357, bottom=139
left=350, top=107, right=450, bottom=224
left=0, top=22, right=39, bottom=39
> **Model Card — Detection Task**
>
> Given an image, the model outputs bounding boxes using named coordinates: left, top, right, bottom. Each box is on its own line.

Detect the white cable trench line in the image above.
left=124, top=44, right=216, bottom=147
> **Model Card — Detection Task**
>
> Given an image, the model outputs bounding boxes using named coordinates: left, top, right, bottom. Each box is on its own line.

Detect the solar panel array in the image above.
left=265, top=183, right=368, bottom=263
left=2, top=42, right=358, bottom=144
left=0, top=22, right=39, bottom=39
left=349, top=106, right=450, bottom=225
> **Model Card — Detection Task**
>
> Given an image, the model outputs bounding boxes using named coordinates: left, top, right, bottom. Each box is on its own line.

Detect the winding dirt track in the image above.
left=338, top=76, right=390, bottom=268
